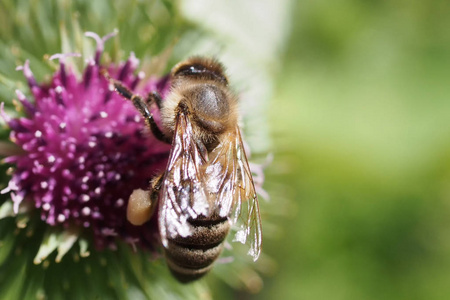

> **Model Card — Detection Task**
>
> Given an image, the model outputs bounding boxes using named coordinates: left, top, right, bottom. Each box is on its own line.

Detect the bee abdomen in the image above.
left=165, top=217, right=230, bottom=283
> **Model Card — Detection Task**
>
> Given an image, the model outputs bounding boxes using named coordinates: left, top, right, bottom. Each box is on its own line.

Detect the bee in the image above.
left=104, top=57, right=262, bottom=282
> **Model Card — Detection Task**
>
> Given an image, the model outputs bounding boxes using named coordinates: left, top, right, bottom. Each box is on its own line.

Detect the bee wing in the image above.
left=206, top=127, right=262, bottom=260
left=158, top=109, right=211, bottom=248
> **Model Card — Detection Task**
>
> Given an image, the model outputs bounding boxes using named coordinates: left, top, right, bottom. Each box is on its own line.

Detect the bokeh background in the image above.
left=1, top=0, right=450, bottom=299
left=254, top=1, right=450, bottom=300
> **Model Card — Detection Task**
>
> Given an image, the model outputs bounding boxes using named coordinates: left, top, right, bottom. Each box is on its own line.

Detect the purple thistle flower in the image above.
left=1, top=32, right=171, bottom=251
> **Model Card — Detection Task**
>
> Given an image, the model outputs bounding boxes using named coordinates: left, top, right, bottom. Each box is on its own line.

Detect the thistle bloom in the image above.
left=1, top=32, right=171, bottom=253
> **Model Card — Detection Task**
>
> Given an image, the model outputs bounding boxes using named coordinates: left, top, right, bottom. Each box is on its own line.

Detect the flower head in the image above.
left=1, top=32, right=171, bottom=251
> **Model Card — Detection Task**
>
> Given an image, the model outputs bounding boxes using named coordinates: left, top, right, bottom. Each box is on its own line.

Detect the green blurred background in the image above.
left=2, top=0, right=450, bottom=299
left=256, top=1, right=450, bottom=299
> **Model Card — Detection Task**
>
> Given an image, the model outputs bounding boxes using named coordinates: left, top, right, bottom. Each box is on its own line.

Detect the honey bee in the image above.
left=105, top=57, right=262, bottom=282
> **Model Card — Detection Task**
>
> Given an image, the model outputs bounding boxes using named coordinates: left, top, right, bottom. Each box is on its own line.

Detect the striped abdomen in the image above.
left=164, top=216, right=230, bottom=283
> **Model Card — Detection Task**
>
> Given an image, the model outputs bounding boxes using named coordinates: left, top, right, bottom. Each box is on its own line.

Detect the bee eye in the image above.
left=188, top=64, right=207, bottom=74
left=174, top=64, right=206, bottom=76
left=173, top=62, right=228, bottom=84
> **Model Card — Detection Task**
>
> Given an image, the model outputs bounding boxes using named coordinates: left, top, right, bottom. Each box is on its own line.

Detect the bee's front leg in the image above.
left=127, top=174, right=163, bottom=226
left=102, top=69, right=171, bottom=144
left=146, top=91, right=163, bottom=110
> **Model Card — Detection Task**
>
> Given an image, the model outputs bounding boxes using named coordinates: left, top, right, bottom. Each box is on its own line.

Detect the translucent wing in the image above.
left=206, top=127, right=262, bottom=260
left=158, top=109, right=211, bottom=248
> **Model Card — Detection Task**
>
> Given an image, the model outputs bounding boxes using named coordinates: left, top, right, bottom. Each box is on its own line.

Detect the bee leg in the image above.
left=127, top=174, right=164, bottom=226
left=103, top=71, right=171, bottom=143
left=127, top=188, right=153, bottom=225
left=130, top=95, right=171, bottom=143
left=146, top=91, right=163, bottom=110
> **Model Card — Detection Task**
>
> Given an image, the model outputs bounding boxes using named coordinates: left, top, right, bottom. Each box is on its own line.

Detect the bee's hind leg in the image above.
left=127, top=174, right=163, bottom=226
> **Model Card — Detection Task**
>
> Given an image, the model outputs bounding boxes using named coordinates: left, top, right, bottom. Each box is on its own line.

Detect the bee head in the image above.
left=172, top=57, right=228, bottom=85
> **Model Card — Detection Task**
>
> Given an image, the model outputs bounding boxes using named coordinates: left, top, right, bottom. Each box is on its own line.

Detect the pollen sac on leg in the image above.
left=127, top=188, right=153, bottom=226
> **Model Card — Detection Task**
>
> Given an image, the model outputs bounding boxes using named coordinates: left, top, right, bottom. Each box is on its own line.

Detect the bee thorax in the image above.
left=189, top=84, right=231, bottom=134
